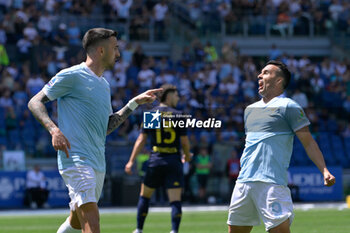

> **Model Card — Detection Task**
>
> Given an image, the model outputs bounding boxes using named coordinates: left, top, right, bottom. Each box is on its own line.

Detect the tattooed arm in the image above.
left=28, top=91, right=56, bottom=133
left=106, top=105, right=133, bottom=135
left=28, top=90, right=71, bottom=157
left=106, top=88, right=163, bottom=135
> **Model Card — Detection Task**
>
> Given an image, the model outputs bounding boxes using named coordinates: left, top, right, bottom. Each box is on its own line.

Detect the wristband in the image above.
left=127, top=99, right=139, bottom=111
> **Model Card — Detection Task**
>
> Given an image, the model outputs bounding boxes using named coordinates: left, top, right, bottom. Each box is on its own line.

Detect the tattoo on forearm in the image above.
left=107, top=105, right=133, bottom=135
left=28, top=91, right=56, bottom=133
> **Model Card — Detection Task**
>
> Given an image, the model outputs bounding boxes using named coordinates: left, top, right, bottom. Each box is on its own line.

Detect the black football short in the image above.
left=143, top=161, right=184, bottom=189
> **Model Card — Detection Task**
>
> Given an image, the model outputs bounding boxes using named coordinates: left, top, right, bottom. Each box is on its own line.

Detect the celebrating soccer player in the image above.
left=227, top=60, right=336, bottom=233
left=28, top=28, right=162, bottom=233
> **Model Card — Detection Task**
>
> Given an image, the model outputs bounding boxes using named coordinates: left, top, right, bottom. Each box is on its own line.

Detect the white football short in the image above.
left=59, top=166, right=105, bottom=211
left=227, top=182, right=294, bottom=231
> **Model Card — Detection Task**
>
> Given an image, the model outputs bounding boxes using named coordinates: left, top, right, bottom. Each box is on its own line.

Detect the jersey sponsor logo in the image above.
left=47, top=77, right=56, bottom=87
left=143, top=110, right=161, bottom=129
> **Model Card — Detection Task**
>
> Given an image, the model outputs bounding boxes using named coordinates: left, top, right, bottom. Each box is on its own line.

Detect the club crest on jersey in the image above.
left=143, top=110, right=161, bottom=129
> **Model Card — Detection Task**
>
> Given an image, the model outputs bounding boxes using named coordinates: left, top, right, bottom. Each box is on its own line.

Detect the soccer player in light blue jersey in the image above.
left=227, top=60, right=335, bottom=233
left=28, top=28, right=162, bottom=233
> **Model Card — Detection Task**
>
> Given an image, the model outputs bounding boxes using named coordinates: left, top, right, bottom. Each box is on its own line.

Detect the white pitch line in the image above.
left=0, top=203, right=347, bottom=217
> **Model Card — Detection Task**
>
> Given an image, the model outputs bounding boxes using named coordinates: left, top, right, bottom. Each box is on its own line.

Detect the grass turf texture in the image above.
left=0, top=209, right=349, bottom=233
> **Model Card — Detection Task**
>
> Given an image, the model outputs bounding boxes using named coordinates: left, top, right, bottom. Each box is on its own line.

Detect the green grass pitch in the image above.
left=0, top=209, right=349, bottom=233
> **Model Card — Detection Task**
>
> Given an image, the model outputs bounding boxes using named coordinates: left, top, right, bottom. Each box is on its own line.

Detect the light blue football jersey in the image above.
left=237, top=95, right=310, bottom=186
left=42, top=62, right=112, bottom=172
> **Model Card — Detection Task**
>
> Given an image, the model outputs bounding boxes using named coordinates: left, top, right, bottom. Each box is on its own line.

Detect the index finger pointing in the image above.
left=147, top=88, right=163, bottom=94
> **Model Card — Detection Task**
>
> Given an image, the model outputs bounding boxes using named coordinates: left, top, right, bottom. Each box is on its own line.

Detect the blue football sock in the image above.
left=170, top=201, right=182, bottom=231
left=137, top=196, right=150, bottom=230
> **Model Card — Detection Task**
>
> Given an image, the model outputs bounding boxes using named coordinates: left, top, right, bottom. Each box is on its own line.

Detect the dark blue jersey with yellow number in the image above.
left=142, top=105, right=187, bottom=167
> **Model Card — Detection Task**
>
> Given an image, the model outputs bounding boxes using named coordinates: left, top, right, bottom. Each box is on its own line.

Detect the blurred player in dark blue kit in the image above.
left=125, top=84, right=191, bottom=233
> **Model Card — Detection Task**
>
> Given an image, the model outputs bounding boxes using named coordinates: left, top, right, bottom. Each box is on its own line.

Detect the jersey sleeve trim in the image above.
left=293, top=121, right=310, bottom=132
left=42, top=85, right=55, bottom=101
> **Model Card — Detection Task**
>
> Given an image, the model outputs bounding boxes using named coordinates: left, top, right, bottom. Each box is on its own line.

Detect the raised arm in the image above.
left=107, top=105, right=133, bottom=135
left=125, top=133, right=148, bottom=175
left=28, top=90, right=71, bottom=157
left=295, top=126, right=335, bottom=186
left=107, top=88, right=162, bottom=135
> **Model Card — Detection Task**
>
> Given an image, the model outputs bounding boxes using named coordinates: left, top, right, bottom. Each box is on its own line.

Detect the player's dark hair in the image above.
left=160, top=84, right=178, bottom=103
left=82, top=28, right=117, bottom=54
left=266, top=60, right=291, bottom=89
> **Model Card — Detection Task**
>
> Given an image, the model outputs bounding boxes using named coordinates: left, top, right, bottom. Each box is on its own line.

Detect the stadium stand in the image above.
left=0, top=0, right=349, bottom=205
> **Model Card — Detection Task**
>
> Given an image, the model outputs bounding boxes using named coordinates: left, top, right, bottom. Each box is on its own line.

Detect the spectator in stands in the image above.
left=153, top=0, right=168, bottom=40
left=192, top=39, right=206, bottom=65
left=1, top=69, right=15, bottom=91
left=2, top=13, right=16, bottom=43
left=313, top=10, right=327, bottom=35
left=23, top=22, right=40, bottom=44
left=111, top=0, right=133, bottom=23
left=131, top=44, right=144, bottom=68
left=5, top=106, right=17, bottom=131
left=26, top=74, right=45, bottom=97
left=195, top=147, right=212, bottom=203
left=129, top=5, right=150, bottom=41
left=0, top=0, right=10, bottom=14
left=221, top=41, right=239, bottom=63
left=138, top=62, right=155, bottom=91
left=292, top=89, right=309, bottom=108
left=217, top=1, right=231, bottom=19
left=0, top=24, right=7, bottom=44
left=16, top=34, right=32, bottom=62
left=24, top=164, right=49, bottom=209
left=204, top=41, right=218, bottom=62
left=66, top=21, right=81, bottom=45
left=269, top=44, right=282, bottom=60
left=52, top=23, right=69, bottom=47
left=0, top=89, right=13, bottom=108
left=121, top=42, right=134, bottom=65
left=329, top=0, right=343, bottom=25
left=45, top=0, right=57, bottom=13
left=321, top=58, right=335, bottom=80
left=343, top=96, right=350, bottom=113
left=113, top=56, right=129, bottom=88
left=0, top=42, right=9, bottom=66
left=37, top=11, right=53, bottom=40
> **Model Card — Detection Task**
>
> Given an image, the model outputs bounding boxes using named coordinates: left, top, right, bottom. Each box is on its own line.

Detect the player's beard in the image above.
left=104, top=55, right=120, bottom=70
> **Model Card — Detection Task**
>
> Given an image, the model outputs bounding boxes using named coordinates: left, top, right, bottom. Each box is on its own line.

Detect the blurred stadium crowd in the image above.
left=0, top=0, right=350, bottom=176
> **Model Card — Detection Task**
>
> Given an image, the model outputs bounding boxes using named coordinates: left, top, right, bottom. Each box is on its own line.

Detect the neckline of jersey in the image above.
left=81, top=62, right=104, bottom=81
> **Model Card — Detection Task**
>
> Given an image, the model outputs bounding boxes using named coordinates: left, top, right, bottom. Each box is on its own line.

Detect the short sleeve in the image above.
left=42, top=71, right=75, bottom=101
left=285, top=100, right=310, bottom=132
